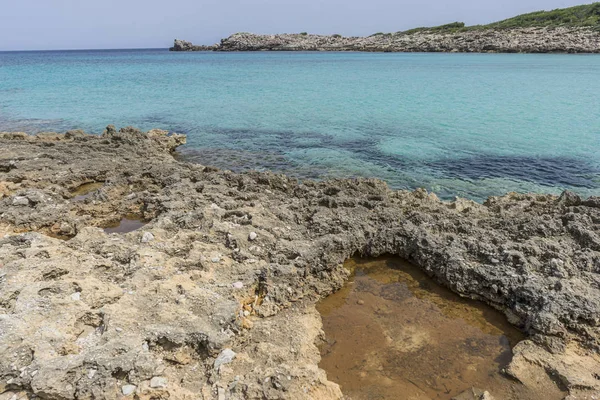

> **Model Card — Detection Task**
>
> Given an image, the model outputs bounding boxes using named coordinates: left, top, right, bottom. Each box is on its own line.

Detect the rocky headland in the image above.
left=2, top=127, right=600, bottom=399
left=172, top=27, right=600, bottom=53
left=170, top=39, right=218, bottom=52
left=171, top=3, right=600, bottom=54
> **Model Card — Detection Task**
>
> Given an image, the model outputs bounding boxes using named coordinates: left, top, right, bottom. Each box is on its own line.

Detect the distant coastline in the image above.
left=170, top=28, right=600, bottom=54
left=171, top=3, right=600, bottom=54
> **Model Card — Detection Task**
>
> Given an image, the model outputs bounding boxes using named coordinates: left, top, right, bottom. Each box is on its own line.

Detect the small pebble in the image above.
left=122, top=384, right=136, bottom=396
left=150, top=376, right=168, bottom=388
left=214, top=348, right=236, bottom=369
left=211, top=257, right=220, bottom=263
left=232, top=282, right=244, bottom=289
left=357, top=299, right=365, bottom=305
left=115, top=327, right=123, bottom=332
left=141, top=232, right=154, bottom=243
left=12, top=196, right=30, bottom=206
left=71, top=292, right=81, bottom=301
left=248, top=232, right=258, bottom=241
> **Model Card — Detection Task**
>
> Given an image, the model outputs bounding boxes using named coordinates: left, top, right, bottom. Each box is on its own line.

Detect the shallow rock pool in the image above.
left=317, top=257, right=564, bottom=400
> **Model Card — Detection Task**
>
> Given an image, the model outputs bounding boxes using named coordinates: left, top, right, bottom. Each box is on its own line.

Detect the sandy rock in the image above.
left=1, top=128, right=600, bottom=399
left=452, top=388, right=495, bottom=400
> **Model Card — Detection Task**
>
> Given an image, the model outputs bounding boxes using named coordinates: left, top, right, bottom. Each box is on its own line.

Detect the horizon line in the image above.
left=0, top=47, right=170, bottom=53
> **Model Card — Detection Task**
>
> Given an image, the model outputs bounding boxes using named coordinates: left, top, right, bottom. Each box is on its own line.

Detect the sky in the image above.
left=0, top=0, right=594, bottom=51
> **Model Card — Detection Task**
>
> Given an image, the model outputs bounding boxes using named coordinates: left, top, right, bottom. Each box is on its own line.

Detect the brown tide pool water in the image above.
left=103, top=217, right=147, bottom=234
left=71, top=182, right=104, bottom=201
left=317, top=257, right=553, bottom=400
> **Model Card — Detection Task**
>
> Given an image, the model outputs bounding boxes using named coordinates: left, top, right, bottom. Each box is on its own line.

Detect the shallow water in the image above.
left=1, top=50, right=600, bottom=201
left=71, top=182, right=104, bottom=201
left=103, top=218, right=147, bottom=234
left=317, top=257, right=565, bottom=400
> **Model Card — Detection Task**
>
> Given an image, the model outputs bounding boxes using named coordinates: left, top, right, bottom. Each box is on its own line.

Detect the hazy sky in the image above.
left=0, top=0, right=593, bottom=51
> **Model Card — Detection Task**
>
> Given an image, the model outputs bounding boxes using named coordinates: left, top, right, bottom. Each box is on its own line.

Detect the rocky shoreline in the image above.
left=2, top=127, right=600, bottom=399
left=171, top=27, right=600, bottom=53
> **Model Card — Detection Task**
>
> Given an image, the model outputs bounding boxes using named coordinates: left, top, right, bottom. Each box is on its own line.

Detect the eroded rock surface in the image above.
left=1, top=127, right=600, bottom=399
left=172, top=27, right=600, bottom=53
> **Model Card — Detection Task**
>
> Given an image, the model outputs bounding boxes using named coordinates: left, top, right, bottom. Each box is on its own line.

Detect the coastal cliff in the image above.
left=172, top=27, right=600, bottom=54
left=170, top=3, right=600, bottom=53
left=2, top=127, right=600, bottom=398
left=212, top=27, right=600, bottom=53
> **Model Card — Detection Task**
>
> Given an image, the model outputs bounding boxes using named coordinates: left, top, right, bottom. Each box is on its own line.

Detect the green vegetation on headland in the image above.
left=172, top=2, right=600, bottom=53
left=396, top=2, right=600, bottom=34
left=402, top=22, right=466, bottom=35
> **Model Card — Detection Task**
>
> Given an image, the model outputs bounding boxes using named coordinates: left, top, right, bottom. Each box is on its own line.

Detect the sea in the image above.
left=1, top=49, right=599, bottom=202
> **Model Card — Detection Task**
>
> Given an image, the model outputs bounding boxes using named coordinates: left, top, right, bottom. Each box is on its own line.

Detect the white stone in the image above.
left=150, top=376, right=168, bottom=388
left=141, top=232, right=154, bottom=243
left=71, top=292, right=81, bottom=301
left=248, top=232, right=258, bottom=241
left=214, top=348, right=236, bottom=369
left=217, top=387, right=226, bottom=400
left=211, top=256, right=220, bottom=263
left=232, top=282, right=244, bottom=289
left=122, top=385, right=137, bottom=395
left=12, top=196, right=29, bottom=206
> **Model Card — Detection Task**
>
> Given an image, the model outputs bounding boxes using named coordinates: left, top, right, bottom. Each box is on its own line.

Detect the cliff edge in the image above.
left=170, top=3, right=600, bottom=53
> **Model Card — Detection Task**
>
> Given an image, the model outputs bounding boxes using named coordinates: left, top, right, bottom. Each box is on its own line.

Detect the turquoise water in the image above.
left=1, top=49, right=599, bottom=201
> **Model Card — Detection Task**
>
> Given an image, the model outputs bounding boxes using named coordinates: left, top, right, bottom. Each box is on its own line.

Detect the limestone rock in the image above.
left=214, top=348, right=236, bottom=369
left=122, top=384, right=136, bottom=395
left=141, top=231, right=154, bottom=243
left=170, top=39, right=217, bottom=51
left=11, top=196, right=29, bottom=206
left=2, top=127, right=600, bottom=400
left=174, top=28, right=600, bottom=53
left=150, top=376, right=168, bottom=388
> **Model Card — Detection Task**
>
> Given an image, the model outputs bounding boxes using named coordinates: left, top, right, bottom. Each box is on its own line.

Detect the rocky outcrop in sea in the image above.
left=170, top=39, right=217, bottom=52
left=2, top=127, right=600, bottom=399
left=171, top=27, right=600, bottom=53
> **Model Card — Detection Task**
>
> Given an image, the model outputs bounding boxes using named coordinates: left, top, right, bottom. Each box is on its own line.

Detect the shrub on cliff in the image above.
left=399, top=3, right=600, bottom=35
left=487, top=2, right=600, bottom=28
left=403, top=22, right=466, bottom=34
